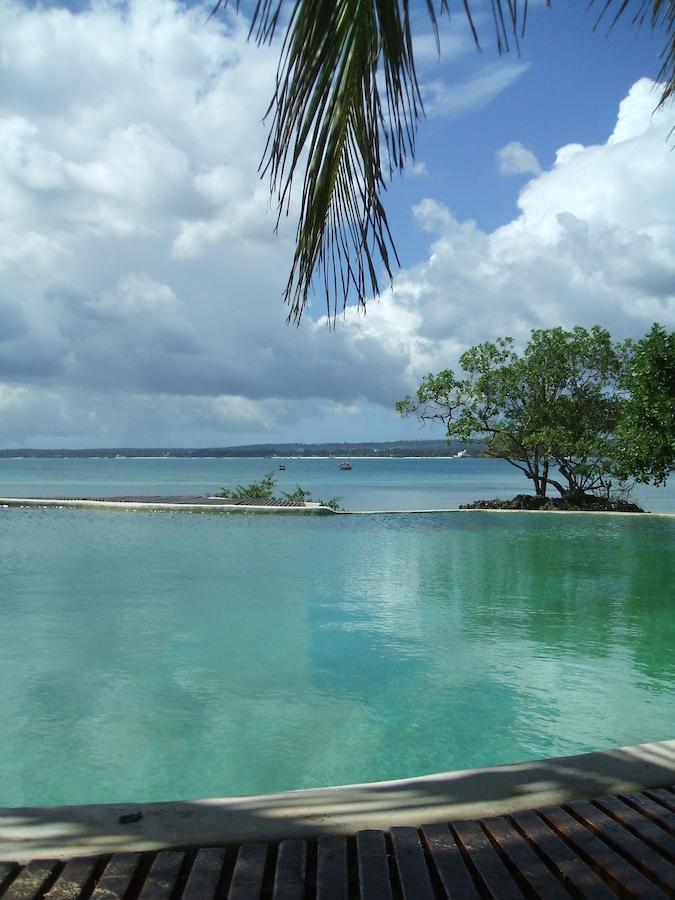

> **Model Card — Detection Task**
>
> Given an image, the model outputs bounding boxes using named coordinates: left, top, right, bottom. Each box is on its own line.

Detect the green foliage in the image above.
left=616, top=324, right=675, bottom=485
left=282, top=485, right=313, bottom=504
left=217, top=473, right=343, bottom=509
left=216, top=471, right=277, bottom=502
left=398, top=325, right=631, bottom=499
left=317, top=496, right=343, bottom=511
left=282, top=484, right=343, bottom=510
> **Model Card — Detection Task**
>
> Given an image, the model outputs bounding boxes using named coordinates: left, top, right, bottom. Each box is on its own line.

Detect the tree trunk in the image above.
left=534, top=474, right=548, bottom=497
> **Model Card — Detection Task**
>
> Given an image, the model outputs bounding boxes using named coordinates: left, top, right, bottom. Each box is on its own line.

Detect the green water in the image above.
left=1, top=507, right=674, bottom=807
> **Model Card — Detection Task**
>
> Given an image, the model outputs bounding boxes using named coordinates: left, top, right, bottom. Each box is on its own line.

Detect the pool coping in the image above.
left=0, top=497, right=336, bottom=514
left=1, top=496, right=674, bottom=517
left=345, top=508, right=675, bottom=516
left=2, top=738, right=674, bottom=863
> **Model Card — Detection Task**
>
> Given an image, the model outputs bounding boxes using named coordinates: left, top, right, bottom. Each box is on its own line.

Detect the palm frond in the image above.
left=591, top=0, right=675, bottom=108
left=215, top=1, right=451, bottom=322
left=213, top=1, right=674, bottom=322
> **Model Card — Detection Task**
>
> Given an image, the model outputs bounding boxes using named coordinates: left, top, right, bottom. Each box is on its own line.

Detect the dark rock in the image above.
left=459, top=494, right=645, bottom=513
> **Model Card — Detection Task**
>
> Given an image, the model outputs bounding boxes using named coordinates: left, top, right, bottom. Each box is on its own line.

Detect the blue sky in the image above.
left=0, top=1, right=673, bottom=447
left=383, top=2, right=665, bottom=262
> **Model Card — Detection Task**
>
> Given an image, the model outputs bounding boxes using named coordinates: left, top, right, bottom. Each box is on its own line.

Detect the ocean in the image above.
left=0, top=455, right=673, bottom=512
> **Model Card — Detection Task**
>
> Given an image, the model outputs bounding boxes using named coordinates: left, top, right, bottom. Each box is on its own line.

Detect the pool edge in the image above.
left=2, top=738, right=675, bottom=862
left=2, top=497, right=675, bottom=516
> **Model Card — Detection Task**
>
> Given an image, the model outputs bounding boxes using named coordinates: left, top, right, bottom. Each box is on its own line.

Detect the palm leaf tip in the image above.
left=270, top=0, right=432, bottom=324
left=590, top=0, right=675, bottom=108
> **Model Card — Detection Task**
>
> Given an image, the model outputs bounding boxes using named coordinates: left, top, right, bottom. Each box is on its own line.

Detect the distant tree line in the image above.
left=398, top=324, right=675, bottom=503
left=0, top=440, right=478, bottom=459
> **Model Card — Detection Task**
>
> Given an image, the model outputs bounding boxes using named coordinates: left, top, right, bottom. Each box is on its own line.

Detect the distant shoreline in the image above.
left=0, top=454, right=480, bottom=461
left=0, top=439, right=481, bottom=460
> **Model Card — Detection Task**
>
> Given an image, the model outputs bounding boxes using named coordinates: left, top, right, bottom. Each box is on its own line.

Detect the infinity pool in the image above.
left=1, top=507, right=674, bottom=807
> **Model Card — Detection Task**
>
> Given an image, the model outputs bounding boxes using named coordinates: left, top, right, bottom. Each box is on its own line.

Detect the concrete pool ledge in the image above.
left=344, top=508, right=675, bottom=516
left=2, top=497, right=674, bottom=517
left=2, top=738, right=675, bottom=863
left=0, top=497, right=336, bottom=514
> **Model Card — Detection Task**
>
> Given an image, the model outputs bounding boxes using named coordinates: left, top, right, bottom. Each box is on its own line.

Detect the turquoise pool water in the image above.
left=1, top=501, right=674, bottom=807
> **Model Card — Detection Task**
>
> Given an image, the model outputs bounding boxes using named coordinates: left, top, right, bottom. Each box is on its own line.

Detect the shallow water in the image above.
left=1, top=502, right=673, bottom=807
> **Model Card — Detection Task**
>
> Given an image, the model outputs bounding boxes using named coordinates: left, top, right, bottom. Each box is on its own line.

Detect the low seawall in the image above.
left=0, top=497, right=336, bottom=515
left=2, top=497, right=674, bottom=517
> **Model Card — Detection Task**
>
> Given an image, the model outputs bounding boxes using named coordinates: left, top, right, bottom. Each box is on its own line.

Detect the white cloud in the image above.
left=0, top=0, right=377, bottom=442
left=334, top=78, right=675, bottom=384
left=412, top=28, right=471, bottom=67
left=2, top=0, right=512, bottom=446
left=0, top=384, right=310, bottom=445
left=0, top=0, right=673, bottom=447
left=422, top=62, right=529, bottom=118
left=407, top=160, right=428, bottom=178
left=495, top=141, right=542, bottom=176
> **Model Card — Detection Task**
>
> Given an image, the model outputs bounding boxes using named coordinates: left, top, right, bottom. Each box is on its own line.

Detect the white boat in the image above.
left=338, top=459, right=352, bottom=470
left=454, top=450, right=468, bottom=458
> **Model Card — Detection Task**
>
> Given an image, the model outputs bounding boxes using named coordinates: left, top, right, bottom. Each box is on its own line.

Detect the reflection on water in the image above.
left=0, top=508, right=673, bottom=806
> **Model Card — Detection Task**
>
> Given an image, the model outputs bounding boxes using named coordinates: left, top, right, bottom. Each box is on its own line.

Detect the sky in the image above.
left=0, top=0, right=673, bottom=448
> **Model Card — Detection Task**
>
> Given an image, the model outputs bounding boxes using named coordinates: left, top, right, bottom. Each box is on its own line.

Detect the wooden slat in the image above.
left=355, top=830, right=393, bottom=900
left=541, top=806, right=668, bottom=900
left=182, top=848, right=226, bottom=900
left=510, top=810, right=617, bottom=900
left=595, top=795, right=675, bottom=862
left=90, top=853, right=143, bottom=899
left=316, top=836, right=348, bottom=900
left=452, top=820, right=525, bottom=899
left=44, top=857, right=98, bottom=899
left=621, top=791, right=675, bottom=835
left=227, top=843, right=268, bottom=900
left=0, top=864, right=18, bottom=895
left=644, top=789, right=675, bottom=816
left=421, top=823, right=481, bottom=900
left=272, top=840, right=306, bottom=900
left=645, top=785, right=675, bottom=810
left=482, top=815, right=572, bottom=900
left=568, top=800, right=675, bottom=895
left=390, top=827, right=435, bottom=900
left=137, top=851, right=184, bottom=900
left=1, top=860, right=59, bottom=900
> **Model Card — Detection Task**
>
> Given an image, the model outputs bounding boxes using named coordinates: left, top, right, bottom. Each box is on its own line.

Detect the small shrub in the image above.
left=284, top=486, right=343, bottom=509
left=216, top=471, right=276, bottom=502
left=216, top=474, right=343, bottom=510
left=317, top=496, right=343, bottom=511
left=282, top=485, right=313, bottom=503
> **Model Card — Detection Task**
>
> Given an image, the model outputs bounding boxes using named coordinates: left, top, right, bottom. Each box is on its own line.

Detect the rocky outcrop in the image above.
left=459, top=493, right=645, bottom=513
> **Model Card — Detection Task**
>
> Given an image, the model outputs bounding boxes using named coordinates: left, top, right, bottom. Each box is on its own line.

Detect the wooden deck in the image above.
left=1, top=786, right=674, bottom=898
